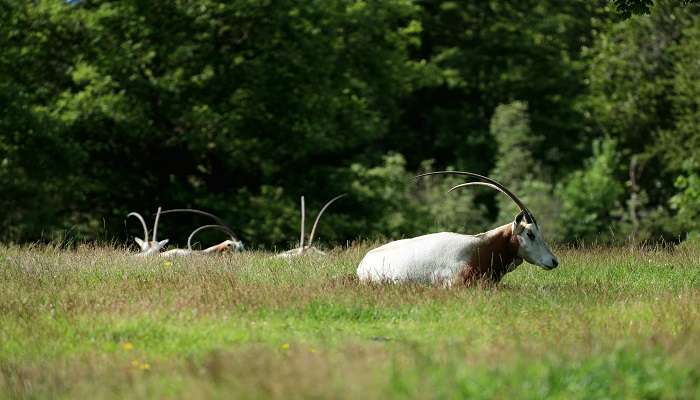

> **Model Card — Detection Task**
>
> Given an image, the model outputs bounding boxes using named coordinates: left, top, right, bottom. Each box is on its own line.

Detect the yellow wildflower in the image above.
left=280, top=343, right=290, bottom=350
left=121, top=342, right=134, bottom=351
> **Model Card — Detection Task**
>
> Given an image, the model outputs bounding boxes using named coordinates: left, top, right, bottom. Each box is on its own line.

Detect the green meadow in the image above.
left=2, top=245, right=700, bottom=399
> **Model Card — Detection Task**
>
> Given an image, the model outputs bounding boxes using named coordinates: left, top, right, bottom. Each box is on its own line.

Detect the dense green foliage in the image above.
left=558, top=139, right=625, bottom=241
left=2, top=246, right=700, bottom=398
left=2, top=0, right=700, bottom=247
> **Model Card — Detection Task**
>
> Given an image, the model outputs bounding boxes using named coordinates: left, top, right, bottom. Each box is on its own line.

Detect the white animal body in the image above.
left=357, top=171, right=558, bottom=286
left=160, top=239, right=243, bottom=258
left=358, top=232, right=481, bottom=285
left=159, top=248, right=193, bottom=258
left=276, top=246, right=327, bottom=258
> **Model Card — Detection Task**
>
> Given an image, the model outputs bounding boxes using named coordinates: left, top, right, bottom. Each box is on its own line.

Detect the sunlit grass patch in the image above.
left=1, top=244, right=699, bottom=398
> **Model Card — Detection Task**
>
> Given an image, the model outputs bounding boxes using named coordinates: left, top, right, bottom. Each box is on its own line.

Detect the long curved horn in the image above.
left=187, top=224, right=237, bottom=251
left=299, top=196, right=305, bottom=249
left=159, top=208, right=228, bottom=227
left=447, top=182, right=501, bottom=194
left=447, top=182, right=534, bottom=222
left=307, top=194, right=347, bottom=247
left=152, top=207, right=162, bottom=242
left=127, top=212, right=148, bottom=241
left=416, top=171, right=534, bottom=222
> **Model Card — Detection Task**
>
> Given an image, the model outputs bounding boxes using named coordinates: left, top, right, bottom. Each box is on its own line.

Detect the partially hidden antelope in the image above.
left=127, top=207, right=169, bottom=256
left=276, top=194, right=346, bottom=258
left=160, top=224, right=243, bottom=258
left=356, top=171, right=558, bottom=286
left=158, top=209, right=244, bottom=258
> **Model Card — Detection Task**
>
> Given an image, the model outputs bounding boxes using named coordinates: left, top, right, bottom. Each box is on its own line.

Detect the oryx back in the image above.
left=357, top=232, right=478, bottom=285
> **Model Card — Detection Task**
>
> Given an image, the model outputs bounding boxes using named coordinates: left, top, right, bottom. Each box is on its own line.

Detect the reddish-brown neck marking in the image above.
left=460, top=223, right=521, bottom=285
left=203, top=242, right=230, bottom=254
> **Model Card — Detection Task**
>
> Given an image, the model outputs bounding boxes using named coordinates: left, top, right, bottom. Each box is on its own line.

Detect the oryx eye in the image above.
left=527, top=231, right=535, bottom=240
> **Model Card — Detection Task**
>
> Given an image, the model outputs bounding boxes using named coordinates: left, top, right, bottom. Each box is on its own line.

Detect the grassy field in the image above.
left=1, top=244, right=700, bottom=399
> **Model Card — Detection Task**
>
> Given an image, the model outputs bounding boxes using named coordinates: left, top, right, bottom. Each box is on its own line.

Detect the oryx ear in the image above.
left=135, top=237, right=147, bottom=250
left=513, top=211, right=527, bottom=234
left=156, top=239, right=169, bottom=249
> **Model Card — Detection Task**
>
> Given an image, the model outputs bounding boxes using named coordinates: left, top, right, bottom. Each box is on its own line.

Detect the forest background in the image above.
left=2, top=0, right=700, bottom=249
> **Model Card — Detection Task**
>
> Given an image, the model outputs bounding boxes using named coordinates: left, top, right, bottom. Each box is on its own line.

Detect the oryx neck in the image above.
left=461, top=223, right=521, bottom=284
left=203, top=242, right=227, bottom=254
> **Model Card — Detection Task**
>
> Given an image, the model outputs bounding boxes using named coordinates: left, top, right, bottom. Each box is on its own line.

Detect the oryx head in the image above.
left=218, top=239, right=245, bottom=252
left=511, top=210, right=558, bottom=270
left=418, top=171, right=559, bottom=270
left=127, top=207, right=169, bottom=254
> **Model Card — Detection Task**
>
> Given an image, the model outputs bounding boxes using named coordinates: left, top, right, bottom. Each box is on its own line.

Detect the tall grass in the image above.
left=1, top=244, right=699, bottom=399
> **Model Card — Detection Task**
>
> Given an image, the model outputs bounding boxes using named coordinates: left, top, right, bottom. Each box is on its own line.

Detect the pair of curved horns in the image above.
left=297, top=194, right=347, bottom=249
left=415, top=171, right=535, bottom=224
left=127, top=207, right=162, bottom=242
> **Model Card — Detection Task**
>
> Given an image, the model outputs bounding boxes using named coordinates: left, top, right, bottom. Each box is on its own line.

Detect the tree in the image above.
left=0, top=0, right=426, bottom=246
left=0, top=1, right=90, bottom=241
left=660, top=15, right=700, bottom=236
left=391, top=0, right=607, bottom=176
left=584, top=0, right=700, bottom=239
left=5, top=0, right=700, bottom=246
left=489, top=101, right=560, bottom=237
left=611, top=0, right=699, bottom=18
left=349, top=154, right=489, bottom=240
left=558, top=138, right=624, bottom=242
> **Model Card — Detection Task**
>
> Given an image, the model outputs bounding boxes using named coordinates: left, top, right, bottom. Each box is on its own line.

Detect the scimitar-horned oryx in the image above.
left=357, top=171, right=558, bottom=286
left=276, top=194, right=347, bottom=258
left=158, top=208, right=244, bottom=257
left=160, top=224, right=244, bottom=258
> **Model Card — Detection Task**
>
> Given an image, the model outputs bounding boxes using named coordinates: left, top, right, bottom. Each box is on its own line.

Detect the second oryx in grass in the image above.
left=356, top=171, right=558, bottom=286
left=160, top=224, right=243, bottom=258
left=158, top=209, right=244, bottom=258
left=276, top=194, right=346, bottom=258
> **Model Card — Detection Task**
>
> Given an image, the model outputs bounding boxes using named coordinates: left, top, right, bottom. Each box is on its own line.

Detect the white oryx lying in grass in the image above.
left=127, top=207, right=169, bottom=257
left=160, top=224, right=243, bottom=258
left=158, top=209, right=244, bottom=258
left=357, top=171, right=558, bottom=286
left=126, top=208, right=243, bottom=257
left=276, top=194, right=346, bottom=258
